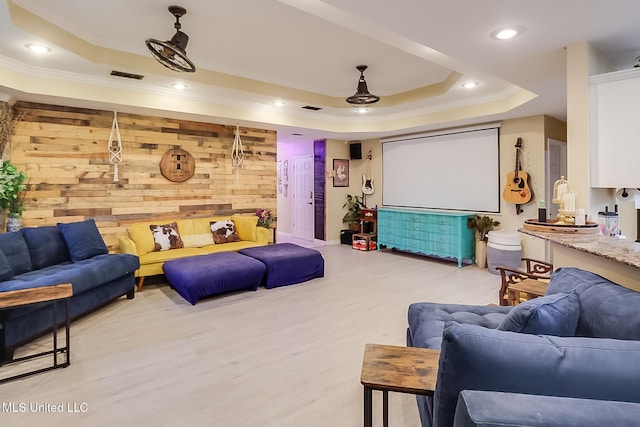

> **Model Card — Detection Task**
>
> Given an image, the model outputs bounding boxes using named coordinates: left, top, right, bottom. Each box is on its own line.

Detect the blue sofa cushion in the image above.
left=57, top=219, right=108, bottom=262
left=0, top=231, right=32, bottom=275
left=546, top=267, right=640, bottom=340
left=0, top=250, right=14, bottom=281
left=407, top=302, right=512, bottom=350
left=434, top=322, right=640, bottom=427
left=0, top=253, right=140, bottom=295
left=497, top=292, right=580, bottom=336
left=454, top=390, right=640, bottom=427
left=21, top=226, right=71, bottom=270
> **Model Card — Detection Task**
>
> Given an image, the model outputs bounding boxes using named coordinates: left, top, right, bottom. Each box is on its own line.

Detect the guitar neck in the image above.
left=514, top=137, right=523, bottom=176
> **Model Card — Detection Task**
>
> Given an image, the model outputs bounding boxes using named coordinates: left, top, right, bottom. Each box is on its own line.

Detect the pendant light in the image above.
left=346, top=65, right=380, bottom=106
left=145, top=6, right=196, bottom=73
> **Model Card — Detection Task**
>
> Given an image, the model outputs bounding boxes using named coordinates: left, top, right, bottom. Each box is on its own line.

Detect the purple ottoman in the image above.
left=238, top=243, right=324, bottom=289
left=163, top=252, right=267, bottom=305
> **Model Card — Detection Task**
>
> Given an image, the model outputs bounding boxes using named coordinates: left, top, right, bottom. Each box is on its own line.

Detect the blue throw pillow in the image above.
left=0, top=250, right=15, bottom=281
left=21, top=226, right=71, bottom=269
left=57, top=219, right=108, bottom=262
left=0, top=231, right=32, bottom=275
left=497, top=292, right=580, bottom=336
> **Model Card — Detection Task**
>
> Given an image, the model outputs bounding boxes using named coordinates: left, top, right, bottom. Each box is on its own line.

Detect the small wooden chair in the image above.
left=495, top=258, right=554, bottom=306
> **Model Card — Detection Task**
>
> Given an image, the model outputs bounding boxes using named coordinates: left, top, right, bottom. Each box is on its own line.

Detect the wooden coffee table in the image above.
left=360, top=343, right=440, bottom=427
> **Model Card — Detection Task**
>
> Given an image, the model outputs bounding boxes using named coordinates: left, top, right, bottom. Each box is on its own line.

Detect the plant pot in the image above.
left=6, top=216, right=22, bottom=232
left=348, top=222, right=360, bottom=232
left=475, top=240, right=487, bottom=269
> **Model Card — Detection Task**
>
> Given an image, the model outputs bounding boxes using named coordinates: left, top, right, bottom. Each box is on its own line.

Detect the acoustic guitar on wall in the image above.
left=503, top=137, right=532, bottom=205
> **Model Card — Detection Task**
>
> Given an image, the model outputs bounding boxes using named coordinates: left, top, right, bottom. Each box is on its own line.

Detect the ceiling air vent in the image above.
left=301, top=105, right=322, bottom=111
left=110, top=70, right=145, bottom=80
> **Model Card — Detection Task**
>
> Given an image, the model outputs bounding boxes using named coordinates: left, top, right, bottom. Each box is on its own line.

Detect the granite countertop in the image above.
left=519, top=228, right=640, bottom=269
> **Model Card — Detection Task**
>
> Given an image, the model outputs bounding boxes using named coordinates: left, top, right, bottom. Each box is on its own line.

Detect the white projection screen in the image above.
left=381, top=125, right=500, bottom=213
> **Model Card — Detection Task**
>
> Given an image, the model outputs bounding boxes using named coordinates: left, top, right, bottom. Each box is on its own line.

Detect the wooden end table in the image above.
left=360, top=343, right=440, bottom=427
left=269, top=222, right=277, bottom=244
left=0, top=283, right=73, bottom=383
left=507, top=278, right=548, bottom=305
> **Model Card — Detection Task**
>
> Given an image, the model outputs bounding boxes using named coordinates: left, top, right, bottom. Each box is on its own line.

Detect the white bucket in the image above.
left=487, top=231, right=521, bottom=246
left=486, top=232, right=522, bottom=275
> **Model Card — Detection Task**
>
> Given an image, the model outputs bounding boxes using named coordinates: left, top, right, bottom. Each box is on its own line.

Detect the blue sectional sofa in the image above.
left=407, top=267, right=640, bottom=427
left=453, top=390, right=640, bottom=427
left=0, top=219, right=139, bottom=361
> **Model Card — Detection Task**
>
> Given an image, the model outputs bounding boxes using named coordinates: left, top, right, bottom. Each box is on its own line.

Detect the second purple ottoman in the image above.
left=163, top=252, right=267, bottom=305
left=239, top=243, right=324, bottom=289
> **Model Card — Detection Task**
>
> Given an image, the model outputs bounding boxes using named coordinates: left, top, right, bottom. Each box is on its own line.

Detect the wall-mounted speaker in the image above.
left=349, top=142, right=362, bottom=160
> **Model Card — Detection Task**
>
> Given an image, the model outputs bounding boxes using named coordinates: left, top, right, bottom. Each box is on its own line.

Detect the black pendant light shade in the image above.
left=145, top=6, right=196, bottom=73
left=346, top=65, right=380, bottom=106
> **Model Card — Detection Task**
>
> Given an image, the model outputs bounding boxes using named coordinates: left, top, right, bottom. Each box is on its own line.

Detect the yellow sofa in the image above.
left=119, top=214, right=269, bottom=290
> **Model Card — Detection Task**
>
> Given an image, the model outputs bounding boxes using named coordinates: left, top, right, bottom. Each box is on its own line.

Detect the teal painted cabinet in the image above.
left=377, top=208, right=475, bottom=267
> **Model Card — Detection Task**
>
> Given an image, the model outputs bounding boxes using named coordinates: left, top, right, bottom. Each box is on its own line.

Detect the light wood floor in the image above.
left=1, top=242, right=500, bottom=427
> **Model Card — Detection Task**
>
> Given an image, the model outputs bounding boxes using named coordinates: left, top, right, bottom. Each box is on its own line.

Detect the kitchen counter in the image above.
left=520, top=228, right=640, bottom=290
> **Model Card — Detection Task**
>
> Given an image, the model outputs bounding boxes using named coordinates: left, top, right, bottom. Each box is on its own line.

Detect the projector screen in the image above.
left=382, top=125, right=500, bottom=213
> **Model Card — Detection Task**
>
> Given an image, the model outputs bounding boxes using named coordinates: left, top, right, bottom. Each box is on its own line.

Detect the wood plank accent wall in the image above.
left=9, top=102, right=277, bottom=251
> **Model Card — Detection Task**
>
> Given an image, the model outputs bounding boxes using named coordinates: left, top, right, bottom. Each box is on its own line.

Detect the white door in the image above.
left=292, top=155, right=314, bottom=241
left=545, top=138, right=568, bottom=219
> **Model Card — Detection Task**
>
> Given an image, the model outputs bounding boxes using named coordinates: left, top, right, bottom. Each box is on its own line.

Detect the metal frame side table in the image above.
left=0, top=283, right=72, bottom=384
left=360, top=343, right=440, bottom=427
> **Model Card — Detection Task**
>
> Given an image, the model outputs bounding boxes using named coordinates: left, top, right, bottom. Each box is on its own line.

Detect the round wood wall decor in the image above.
left=160, top=147, right=195, bottom=182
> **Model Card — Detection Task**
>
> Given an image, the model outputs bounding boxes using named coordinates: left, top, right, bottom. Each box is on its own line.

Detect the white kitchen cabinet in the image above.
left=590, top=67, right=640, bottom=188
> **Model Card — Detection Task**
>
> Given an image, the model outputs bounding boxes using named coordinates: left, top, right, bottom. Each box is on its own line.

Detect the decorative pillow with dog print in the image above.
left=210, top=220, right=240, bottom=244
left=150, top=222, right=184, bottom=251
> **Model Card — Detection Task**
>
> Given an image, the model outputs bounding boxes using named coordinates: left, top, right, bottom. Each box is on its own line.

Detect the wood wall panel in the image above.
left=10, top=102, right=277, bottom=251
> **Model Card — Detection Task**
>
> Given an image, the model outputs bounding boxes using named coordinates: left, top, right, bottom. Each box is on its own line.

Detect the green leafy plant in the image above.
left=0, top=160, right=28, bottom=217
left=342, top=194, right=363, bottom=229
left=466, top=214, right=500, bottom=241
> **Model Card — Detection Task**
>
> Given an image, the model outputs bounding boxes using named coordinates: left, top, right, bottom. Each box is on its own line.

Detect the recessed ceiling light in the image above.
left=355, top=108, right=369, bottom=114
left=462, top=81, right=479, bottom=89
left=272, top=100, right=285, bottom=107
left=171, top=82, right=187, bottom=90
left=491, top=27, right=521, bottom=40
left=25, top=43, right=51, bottom=54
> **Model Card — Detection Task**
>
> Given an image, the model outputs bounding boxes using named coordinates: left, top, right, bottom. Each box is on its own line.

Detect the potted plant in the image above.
left=466, top=214, right=500, bottom=268
left=342, top=194, right=363, bottom=232
left=0, top=160, right=28, bottom=231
